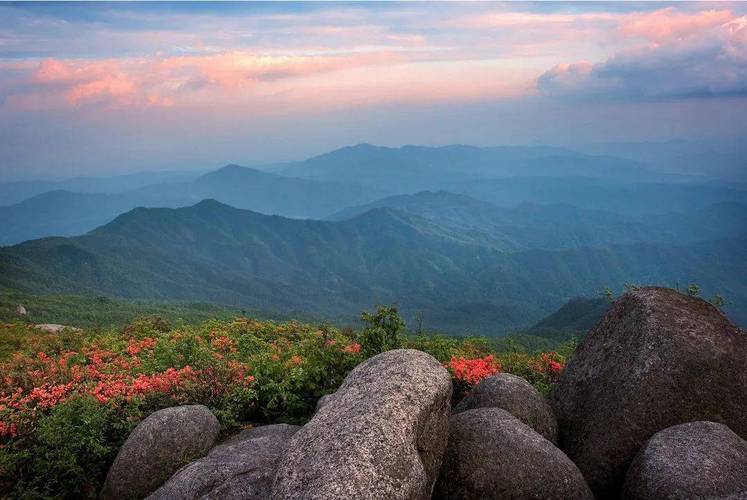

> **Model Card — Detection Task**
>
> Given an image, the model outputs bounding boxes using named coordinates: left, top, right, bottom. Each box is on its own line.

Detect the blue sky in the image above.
left=1, top=1, right=746, bottom=180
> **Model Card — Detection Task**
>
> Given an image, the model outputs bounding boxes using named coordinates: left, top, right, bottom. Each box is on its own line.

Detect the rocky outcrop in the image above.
left=35, top=323, right=81, bottom=333
left=148, top=424, right=300, bottom=500
left=454, top=373, right=558, bottom=443
left=101, top=405, right=219, bottom=500
left=551, top=287, right=747, bottom=497
left=433, top=408, right=592, bottom=500
left=622, top=421, right=747, bottom=500
left=271, top=349, right=452, bottom=500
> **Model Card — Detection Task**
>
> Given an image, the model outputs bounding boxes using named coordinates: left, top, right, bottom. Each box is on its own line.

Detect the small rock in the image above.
left=101, top=405, right=220, bottom=500
left=16, top=304, right=26, bottom=315
left=35, top=323, right=81, bottom=333
left=622, top=421, right=747, bottom=500
left=272, top=349, right=452, bottom=500
left=454, top=373, right=558, bottom=443
left=551, top=287, right=747, bottom=497
left=433, top=408, right=593, bottom=500
left=149, top=424, right=300, bottom=500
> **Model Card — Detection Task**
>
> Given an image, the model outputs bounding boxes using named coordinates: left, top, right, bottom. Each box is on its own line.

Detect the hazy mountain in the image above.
left=328, top=191, right=747, bottom=250
left=0, top=164, right=385, bottom=245
left=279, top=143, right=661, bottom=190
left=454, top=176, right=747, bottom=215
left=2, top=200, right=744, bottom=332
left=0, top=170, right=204, bottom=206
left=188, top=164, right=384, bottom=218
left=529, top=297, right=612, bottom=336
left=0, top=190, right=193, bottom=245
left=577, top=140, right=747, bottom=183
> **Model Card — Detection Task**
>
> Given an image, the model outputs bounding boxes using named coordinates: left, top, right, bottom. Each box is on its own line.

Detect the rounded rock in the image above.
left=101, top=405, right=220, bottom=500
left=454, top=373, right=558, bottom=443
left=622, top=421, right=747, bottom=500
left=433, top=408, right=593, bottom=500
left=272, top=349, right=452, bottom=500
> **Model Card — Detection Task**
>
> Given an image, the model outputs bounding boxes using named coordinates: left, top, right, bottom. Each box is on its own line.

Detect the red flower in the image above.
left=344, top=343, right=361, bottom=354
left=445, top=355, right=502, bottom=385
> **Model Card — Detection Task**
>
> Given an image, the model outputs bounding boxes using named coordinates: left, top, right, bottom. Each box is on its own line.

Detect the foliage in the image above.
left=358, top=306, right=406, bottom=357
left=0, top=306, right=575, bottom=498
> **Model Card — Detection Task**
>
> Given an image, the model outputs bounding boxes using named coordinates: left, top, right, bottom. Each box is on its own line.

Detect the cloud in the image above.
left=619, top=7, right=734, bottom=42
left=538, top=13, right=747, bottom=100
left=7, top=50, right=403, bottom=108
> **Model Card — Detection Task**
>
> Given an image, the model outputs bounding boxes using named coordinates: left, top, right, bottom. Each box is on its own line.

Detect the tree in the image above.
left=687, top=283, right=700, bottom=297
left=358, top=305, right=405, bottom=357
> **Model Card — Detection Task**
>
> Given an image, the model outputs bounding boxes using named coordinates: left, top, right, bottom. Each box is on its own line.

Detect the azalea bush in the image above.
left=0, top=311, right=573, bottom=498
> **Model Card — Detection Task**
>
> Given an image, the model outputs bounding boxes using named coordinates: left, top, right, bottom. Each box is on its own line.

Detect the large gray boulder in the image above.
left=148, top=424, right=300, bottom=500
left=622, top=421, right=747, bottom=500
left=433, top=408, right=593, bottom=500
left=272, top=349, right=452, bottom=500
left=101, top=405, right=220, bottom=500
left=454, top=373, right=558, bottom=443
left=551, top=287, right=747, bottom=497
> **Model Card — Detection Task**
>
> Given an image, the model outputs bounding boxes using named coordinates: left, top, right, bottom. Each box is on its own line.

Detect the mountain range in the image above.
left=2, top=194, right=745, bottom=332
left=3, top=144, right=746, bottom=245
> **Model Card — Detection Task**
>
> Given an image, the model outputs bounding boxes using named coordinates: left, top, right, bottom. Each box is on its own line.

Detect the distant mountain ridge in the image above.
left=0, top=163, right=385, bottom=245
left=3, top=143, right=747, bottom=245
left=2, top=199, right=745, bottom=332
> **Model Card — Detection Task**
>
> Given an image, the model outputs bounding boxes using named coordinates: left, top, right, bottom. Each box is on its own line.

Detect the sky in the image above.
left=1, top=1, right=746, bottom=180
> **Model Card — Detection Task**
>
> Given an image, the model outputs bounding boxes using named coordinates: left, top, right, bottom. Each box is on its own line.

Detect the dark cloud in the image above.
left=538, top=17, right=747, bottom=100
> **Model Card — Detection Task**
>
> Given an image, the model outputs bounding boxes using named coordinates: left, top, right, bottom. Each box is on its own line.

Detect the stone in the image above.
left=101, top=405, right=220, bottom=500
left=148, top=424, right=300, bottom=500
left=16, top=304, right=26, bottom=315
left=433, top=408, right=593, bottom=500
left=454, top=373, right=558, bottom=443
left=622, top=421, right=747, bottom=500
left=551, top=287, right=747, bottom=497
left=271, top=349, right=452, bottom=500
left=35, top=323, right=81, bottom=333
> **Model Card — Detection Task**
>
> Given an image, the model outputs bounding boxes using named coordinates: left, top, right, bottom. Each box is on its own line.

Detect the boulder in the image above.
left=622, top=421, right=747, bottom=500
left=101, top=405, right=220, bottom=500
left=271, top=349, right=452, bottom=500
left=148, top=424, right=300, bottom=500
left=454, top=373, right=558, bottom=443
left=551, top=287, right=747, bottom=497
left=35, top=323, right=81, bottom=333
left=433, top=408, right=593, bottom=500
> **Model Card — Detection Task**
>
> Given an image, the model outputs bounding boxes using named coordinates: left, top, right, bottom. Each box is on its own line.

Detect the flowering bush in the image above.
left=0, top=311, right=573, bottom=498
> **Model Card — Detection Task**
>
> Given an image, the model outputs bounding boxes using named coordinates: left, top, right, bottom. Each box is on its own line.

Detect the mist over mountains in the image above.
left=1, top=143, right=745, bottom=332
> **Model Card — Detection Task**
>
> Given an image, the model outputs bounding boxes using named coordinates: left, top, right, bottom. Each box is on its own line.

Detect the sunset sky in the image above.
left=1, top=1, right=746, bottom=180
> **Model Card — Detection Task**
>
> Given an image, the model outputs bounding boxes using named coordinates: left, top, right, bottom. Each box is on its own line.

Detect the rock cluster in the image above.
left=102, top=287, right=746, bottom=499
left=551, top=286, right=747, bottom=497
left=454, top=372, right=557, bottom=443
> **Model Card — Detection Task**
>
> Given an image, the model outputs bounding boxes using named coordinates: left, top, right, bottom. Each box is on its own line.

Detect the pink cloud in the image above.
left=9, top=50, right=404, bottom=109
left=619, top=8, right=734, bottom=42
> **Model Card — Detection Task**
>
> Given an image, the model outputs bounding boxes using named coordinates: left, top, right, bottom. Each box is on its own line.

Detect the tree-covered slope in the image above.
left=1, top=200, right=745, bottom=332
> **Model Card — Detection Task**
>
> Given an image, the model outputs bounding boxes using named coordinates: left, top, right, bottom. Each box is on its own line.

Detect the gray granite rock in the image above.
left=551, top=287, right=747, bottom=497
left=148, top=424, right=300, bottom=500
left=272, top=349, right=452, bottom=500
left=622, top=421, right=747, bottom=500
left=433, top=408, right=593, bottom=500
left=101, top=405, right=219, bottom=500
left=454, top=373, right=558, bottom=443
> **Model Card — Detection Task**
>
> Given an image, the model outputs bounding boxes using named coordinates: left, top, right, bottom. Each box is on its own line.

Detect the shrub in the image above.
left=358, top=306, right=406, bottom=357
